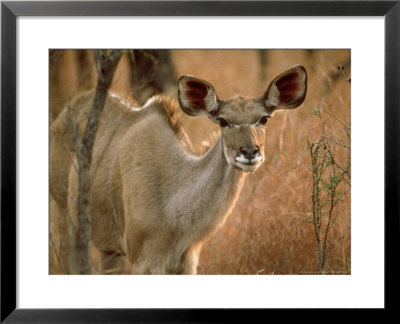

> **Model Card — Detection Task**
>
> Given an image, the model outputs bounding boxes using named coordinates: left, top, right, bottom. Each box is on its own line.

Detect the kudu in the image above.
left=50, top=65, right=307, bottom=274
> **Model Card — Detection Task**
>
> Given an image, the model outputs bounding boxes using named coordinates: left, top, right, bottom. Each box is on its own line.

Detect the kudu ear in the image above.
left=178, top=75, right=219, bottom=116
left=264, top=65, right=307, bottom=111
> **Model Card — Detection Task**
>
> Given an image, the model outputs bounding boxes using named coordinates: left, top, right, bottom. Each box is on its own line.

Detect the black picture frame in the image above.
left=1, top=0, right=399, bottom=322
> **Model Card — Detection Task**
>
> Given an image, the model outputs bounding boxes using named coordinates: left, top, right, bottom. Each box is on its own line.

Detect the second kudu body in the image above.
left=50, top=65, right=307, bottom=274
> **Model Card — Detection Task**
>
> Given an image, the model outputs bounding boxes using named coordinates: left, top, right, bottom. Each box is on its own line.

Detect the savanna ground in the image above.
left=49, top=49, right=351, bottom=275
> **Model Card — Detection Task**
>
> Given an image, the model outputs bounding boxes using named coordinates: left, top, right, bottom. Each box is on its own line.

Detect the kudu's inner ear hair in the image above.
left=264, top=65, right=307, bottom=111
left=178, top=75, right=219, bottom=116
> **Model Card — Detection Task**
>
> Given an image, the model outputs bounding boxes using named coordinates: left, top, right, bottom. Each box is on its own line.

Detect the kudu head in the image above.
left=178, top=65, right=307, bottom=172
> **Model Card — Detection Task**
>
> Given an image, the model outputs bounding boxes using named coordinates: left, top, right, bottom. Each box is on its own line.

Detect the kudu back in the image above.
left=50, top=65, right=307, bottom=274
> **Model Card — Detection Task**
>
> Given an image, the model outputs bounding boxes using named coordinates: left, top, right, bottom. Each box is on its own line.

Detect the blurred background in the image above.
left=50, top=49, right=351, bottom=274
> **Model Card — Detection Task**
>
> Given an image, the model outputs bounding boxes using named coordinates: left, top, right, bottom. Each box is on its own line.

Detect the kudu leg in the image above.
left=99, top=251, right=123, bottom=274
left=68, top=224, right=83, bottom=274
left=50, top=198, right=71, bottom=274
left=182, top=244, right=202, bottom=275
left=50, top=196, right=83, bottom=274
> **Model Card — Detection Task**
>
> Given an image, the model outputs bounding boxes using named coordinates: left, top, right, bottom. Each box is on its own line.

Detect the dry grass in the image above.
left=49, top=49, right=351, bottom=275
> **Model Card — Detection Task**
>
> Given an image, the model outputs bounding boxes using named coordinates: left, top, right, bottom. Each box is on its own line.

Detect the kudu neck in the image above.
left=199, top=134, right=246, bottom=185
left=182, top=134, right=246, bottom=239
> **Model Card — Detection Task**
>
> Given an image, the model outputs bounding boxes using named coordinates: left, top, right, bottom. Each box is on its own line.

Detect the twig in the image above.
left=338, top=65, right=351, bottom=84
left=325, top=136, right=350, bottom=150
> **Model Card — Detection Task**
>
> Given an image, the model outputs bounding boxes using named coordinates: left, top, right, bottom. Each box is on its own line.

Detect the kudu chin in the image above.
left=50, top=65, right=307, bottom=274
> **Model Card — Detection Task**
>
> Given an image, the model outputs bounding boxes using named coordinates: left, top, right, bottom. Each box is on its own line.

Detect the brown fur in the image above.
left=50, top=65, right=307, bottom=274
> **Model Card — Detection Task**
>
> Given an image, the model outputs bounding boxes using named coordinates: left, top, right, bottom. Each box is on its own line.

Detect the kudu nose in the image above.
left=240, top=146, right=260, bottom=160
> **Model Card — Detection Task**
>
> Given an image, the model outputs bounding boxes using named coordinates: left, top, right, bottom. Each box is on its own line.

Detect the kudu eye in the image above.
left=259, top=115, right=270, bottom=125
left=217, top=117, right=229, bottom=128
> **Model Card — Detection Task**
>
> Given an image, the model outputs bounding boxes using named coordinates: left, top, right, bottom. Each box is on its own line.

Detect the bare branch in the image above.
left=75, top=49, right=123, bottom=274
